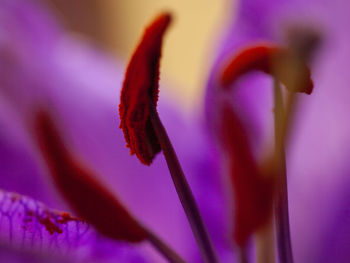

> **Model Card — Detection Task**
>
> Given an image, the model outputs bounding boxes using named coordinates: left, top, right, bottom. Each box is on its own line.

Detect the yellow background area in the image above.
left=49, top=0, right=230, bottom=109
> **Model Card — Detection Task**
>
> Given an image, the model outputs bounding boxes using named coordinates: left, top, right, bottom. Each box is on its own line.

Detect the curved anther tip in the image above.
left=220, top=43, right=314, bottom=95
left=220, top=44, right=278, bottom=87
left=119, top=12, right=173, bottom=165
left=152, top=12, right=172, bottom=29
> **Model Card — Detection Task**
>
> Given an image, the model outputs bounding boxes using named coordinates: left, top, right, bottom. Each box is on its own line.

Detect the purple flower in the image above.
left=0, top=0, right=221, bottom=262
left=1, top=0, right=349, bottom=262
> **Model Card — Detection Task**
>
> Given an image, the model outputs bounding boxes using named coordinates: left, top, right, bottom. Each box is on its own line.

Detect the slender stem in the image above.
left=237, top=247, right=249, bottom=263
left=256, top=218, right=275, bottom=263
left=273, top=79, right=294, bottom=263
left=149, top=101, right=219, bottom=263
left=146, top=230, right=187, bottom=263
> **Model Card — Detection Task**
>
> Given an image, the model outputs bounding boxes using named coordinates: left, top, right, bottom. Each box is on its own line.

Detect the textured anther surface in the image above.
left=119, top=13, right=172, bottom=165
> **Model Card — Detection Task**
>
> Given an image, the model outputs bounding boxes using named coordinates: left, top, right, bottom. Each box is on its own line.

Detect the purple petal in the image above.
left=311, top=174, right=350, bottom=263
left=0, top=0, right=68, bottom=209
left=0, top=243, right=73, bottom=263
left=0, top=189, right=150, bottom=262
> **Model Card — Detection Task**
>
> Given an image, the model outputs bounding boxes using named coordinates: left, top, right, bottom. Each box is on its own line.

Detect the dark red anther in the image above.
left=34, top=111, right=147, bottom=242
left=220, top=44, right=313, bottom=94
left=119, top=13, right=172, bottom=165
left=219, top=103, right=274, bottom=246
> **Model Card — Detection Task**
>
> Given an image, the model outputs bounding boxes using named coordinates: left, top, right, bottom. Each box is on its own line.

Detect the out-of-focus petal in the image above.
left=312, top=174, right=350, bottom=263
left=0, top=0, right=68, bottom=209
left=0, top=243, right=73, bottom=263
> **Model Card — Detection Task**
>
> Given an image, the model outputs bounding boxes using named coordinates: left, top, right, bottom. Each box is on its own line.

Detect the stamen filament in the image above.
left=238, top=247, right=249, bottom=263
left=273, top=79, right=294, bottom=263
left=149, top=100, right=219, bottom=263
left=147, top=230, right=187, bottom=263
left=256, top=218, right=275, bottom=263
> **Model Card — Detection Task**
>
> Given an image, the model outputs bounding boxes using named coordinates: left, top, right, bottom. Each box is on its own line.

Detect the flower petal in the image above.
left=0, top=189, right=149, bottom=262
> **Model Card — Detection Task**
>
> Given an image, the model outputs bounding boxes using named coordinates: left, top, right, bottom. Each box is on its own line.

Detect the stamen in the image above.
left=237, top=247, right=249, bottom=263
left=255, top=218, right=275, bottom=263
left=119, top=13, right=219, bottom=263
left=119, top=13, right=172, bottom=165
left=149, top=101, right=219, bottom=263
left=147, top=230, right=186, bottom=263
left=273, top=80, right=294, bottom=263
left=34, top=110, right=186, bottom=263
left=220, top=44, right=313, bottom=95
left=272, top=27, right=320, bottom=261
left=34, top=110, right=147, bottom=243
left=218, top=42, right=316, bottom=263
left=218, top=103, right=274, bottom=247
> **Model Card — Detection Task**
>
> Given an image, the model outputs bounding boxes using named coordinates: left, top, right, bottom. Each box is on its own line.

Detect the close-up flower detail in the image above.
left=220, top=44, right=314, bottom=95
left=215, top=42, right=316, bottom=254
left=218, top=102, right=274, bottom=248
left=34, top=110, right=147, bottom=243
left=119, top=12, right=218, bottom=263
left=119, top=13, right=172, bottom=166
left=1, top=0, right=350, bottom=263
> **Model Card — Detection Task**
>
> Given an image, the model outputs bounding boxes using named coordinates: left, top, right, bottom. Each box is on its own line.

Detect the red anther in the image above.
left=220, top=44, right=313, bottom=94
left=38, top=212, right=63, bottom=235
left=119, top=13, right=172, bottom=165
left=34, top=111, right=147, bottom=243
left=219, top=103, right=274, bottom=246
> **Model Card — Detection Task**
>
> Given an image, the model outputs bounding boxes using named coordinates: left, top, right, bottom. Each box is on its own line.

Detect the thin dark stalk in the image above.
left=149, top=101, right=219, bottom=263
left=146, top=230, right=187, bottom=263
left=273, top=79, right=294, bottom=263
left=238, top=247, right=249, bottom=263
left=256, top=219, right=275, bottom=263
